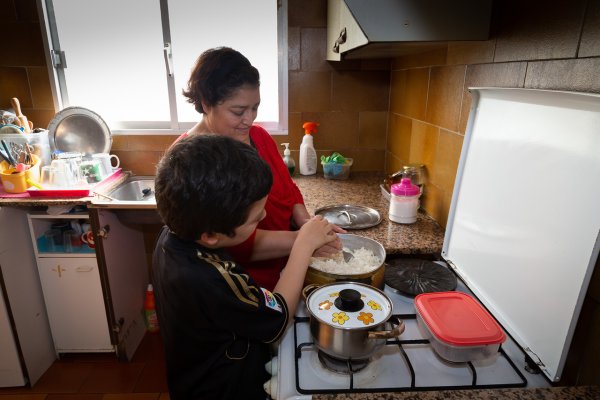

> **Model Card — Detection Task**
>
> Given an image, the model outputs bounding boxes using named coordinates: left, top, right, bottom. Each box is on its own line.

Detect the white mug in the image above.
left=92, top=153, right=120, bottom=176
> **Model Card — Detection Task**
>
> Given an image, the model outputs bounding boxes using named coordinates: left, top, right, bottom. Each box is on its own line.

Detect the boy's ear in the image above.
left=198, top=232, right=219, bottom=246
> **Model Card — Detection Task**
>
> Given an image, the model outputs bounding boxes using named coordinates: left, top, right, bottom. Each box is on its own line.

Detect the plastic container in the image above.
left=389, top=178, right=420, bottom=224
left=281, top=142, right=295, bottom=176
left=0, top=130, right=51, bottom=166
left=0, top=154, right=41, bottom=193
left=415, top=292, right=506, bottom=362
left=322, top=158, right=353, bottom=180
left=144, top=284, right=160, bottom=333
left=299, top=122, right=318, bottom=175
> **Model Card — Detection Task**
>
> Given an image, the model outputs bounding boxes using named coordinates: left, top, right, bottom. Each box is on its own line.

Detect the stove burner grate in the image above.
left=384, top=259, right=457, bottom=296
left=317, top=351, right=369, bottom=374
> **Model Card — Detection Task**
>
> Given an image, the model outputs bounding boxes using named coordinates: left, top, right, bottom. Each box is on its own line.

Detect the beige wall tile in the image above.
left=387, top=113, right=411, bottom=164
left=331, top=70, right=390, bottom=112
left=389, top=68, right=429, bottom=119
left=525, top=58, right=600, bottom=93
left=358, top=111, right=387, bottom=149
left=301, top=28, right=331, bottom=71
left=429, top=129, right=463, bottom=194
left=459, top=62, right=527, bottom=133
left=289, top=71, right=331, bottom=112
left=425, top=65, right=466, bottom=132
left=579, top=0, right=600, bottom=57
left=447, top=40, right=496, bottom=66
left=494, top=0, right=585, bottom=62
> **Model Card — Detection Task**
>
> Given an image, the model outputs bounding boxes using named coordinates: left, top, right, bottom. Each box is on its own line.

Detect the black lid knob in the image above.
left=334, top=288, right=364, bottom=312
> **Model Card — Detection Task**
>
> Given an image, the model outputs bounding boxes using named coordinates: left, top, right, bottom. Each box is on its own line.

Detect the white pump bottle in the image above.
left=299, top=132, right=317, bottom=175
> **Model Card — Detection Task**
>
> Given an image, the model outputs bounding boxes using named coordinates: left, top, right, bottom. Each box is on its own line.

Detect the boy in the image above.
left=153, top=134, right=337, bottom=399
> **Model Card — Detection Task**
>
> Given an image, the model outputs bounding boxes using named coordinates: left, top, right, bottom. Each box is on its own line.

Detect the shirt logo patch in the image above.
left=261, top=288, right=282, bottom=313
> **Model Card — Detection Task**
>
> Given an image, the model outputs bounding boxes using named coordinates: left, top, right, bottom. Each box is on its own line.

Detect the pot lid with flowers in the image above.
left=305, top=282, right=393, bottom=329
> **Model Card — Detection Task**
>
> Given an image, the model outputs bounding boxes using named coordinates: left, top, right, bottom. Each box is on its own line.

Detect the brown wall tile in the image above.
left=28, top=67, right=54, bottom=109
left=389, top=68, right=429, bottom=119
left=429, top=129, right=463, bottom=194
left=288, top=27, right=301, bottom=71
left=300, top=111, right=359, bottom=150
left=459, top=62, right=527, bottom=133
left=447, top=40, right=496, bottom=66
left=358, top=111, right=387, bottom=150
left=420, top=183, right=445, bottom=226
left=391, top=46, right=448, bottom=69
left=409, top=121, right=439, bottom=170
left=385, top=151, right=404, bottom=176
left=524, top=58, right=600, bottom=93
left=331, top=70, right=390, bottom=112
left=579, top=0, right=600, bottom=57
left=288, top=0, right=326, bottom=28
left=494, top=0, right=586, bottom=62
left=301, top=28, right=331, bottom=72
left=113, top=150, right=162, bottom=176
left=342, top=149, right=385, bottom=172
left=287, top=112, right=302, bottom=149
left=289, top=71, right=331, bottom=112
left=425, top=65, right=466, bottom=132
left=0, top=22, right=46, bottom=66
left=386, top=114, right=411, bottom=166
left=0, top=67, right=31, bottom=109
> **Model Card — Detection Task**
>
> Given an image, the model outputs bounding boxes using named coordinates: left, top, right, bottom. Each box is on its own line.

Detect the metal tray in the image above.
left=48, top=107, right=112, bottom=155
left=315, top=204, right=381, bottom=229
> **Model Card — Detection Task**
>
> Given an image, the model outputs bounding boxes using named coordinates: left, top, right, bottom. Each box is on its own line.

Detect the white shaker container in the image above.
left=389, top=178, right=421, bottom=224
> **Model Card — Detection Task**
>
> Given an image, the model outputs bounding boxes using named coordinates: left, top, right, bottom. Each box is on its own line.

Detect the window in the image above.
left=40, top=0, right=287, bottom=134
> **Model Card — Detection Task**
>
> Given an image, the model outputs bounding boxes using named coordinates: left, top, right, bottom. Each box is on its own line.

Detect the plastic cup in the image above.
left=44, top=229, right=61, bottom=252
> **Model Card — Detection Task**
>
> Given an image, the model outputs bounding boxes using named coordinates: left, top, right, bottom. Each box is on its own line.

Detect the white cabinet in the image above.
left=27, top=212, right=113, bottom=354
left=36, top=257, right=112, bottom=352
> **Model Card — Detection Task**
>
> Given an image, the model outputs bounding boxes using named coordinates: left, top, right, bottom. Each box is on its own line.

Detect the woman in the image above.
left=177, top=47, right=342, bottom=290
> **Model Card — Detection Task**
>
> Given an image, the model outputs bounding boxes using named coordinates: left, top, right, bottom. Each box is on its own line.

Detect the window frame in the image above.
left=38, top=0, right=288, bottom=136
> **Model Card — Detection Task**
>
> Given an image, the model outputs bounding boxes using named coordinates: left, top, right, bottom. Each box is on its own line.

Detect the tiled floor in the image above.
left=0, top=333, right=169, bottom=399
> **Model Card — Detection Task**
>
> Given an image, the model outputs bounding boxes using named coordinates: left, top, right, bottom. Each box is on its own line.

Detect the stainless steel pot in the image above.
left=303, top=282, right=405, bottom=360
left=304, top=234, right=386, bottom=289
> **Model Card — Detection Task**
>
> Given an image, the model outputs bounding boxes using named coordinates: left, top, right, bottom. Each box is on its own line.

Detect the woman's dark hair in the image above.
left=155, top=135, right=272, bottom=241
left=183, top=47, right=260, bottom=114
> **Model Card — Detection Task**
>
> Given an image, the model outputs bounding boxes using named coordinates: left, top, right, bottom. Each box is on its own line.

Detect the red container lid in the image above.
left=415, top=292, right=506, bottom=346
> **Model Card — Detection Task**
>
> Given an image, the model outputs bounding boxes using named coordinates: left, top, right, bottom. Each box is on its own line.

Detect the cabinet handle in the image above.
left=333, top=27, right=347, bottom=53
left=76, top=266, right=94, bottom=273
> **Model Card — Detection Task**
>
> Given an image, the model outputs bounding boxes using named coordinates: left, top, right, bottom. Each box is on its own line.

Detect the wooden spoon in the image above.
left=10, top=98, right=30, bottom=133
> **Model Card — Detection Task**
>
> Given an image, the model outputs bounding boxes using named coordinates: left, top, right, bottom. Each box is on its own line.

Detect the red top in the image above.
left=175, top=126, right=305, bottom=290
left=415, top=292, right=506, bottom=346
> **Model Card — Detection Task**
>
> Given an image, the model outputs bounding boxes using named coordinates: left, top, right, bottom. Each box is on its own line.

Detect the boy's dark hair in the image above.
left=155, top=135, right=272, bottom=241
left=182, top=47, right=260, bottom=114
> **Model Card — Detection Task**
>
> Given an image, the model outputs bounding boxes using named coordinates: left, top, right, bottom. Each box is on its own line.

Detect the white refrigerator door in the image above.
left=443, top=88, right=600, bottom=382
left=0, top=285, right=26, bottom=387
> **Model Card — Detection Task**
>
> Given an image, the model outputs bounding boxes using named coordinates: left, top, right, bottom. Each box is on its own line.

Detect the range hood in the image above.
left=327, top=0, right=493, bottom=61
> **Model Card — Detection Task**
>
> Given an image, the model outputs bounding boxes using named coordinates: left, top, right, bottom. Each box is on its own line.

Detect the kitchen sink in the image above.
left=95, top=176, right=162, bottom=225
left=106, top=176, right=155, bottom=202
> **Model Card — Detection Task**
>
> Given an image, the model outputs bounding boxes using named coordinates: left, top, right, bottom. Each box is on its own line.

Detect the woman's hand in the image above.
left=312, top=235, right=342, bottom=257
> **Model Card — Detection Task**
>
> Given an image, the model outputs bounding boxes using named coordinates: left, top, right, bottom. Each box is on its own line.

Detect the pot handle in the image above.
left=368, top=316, right=405, bottom=340
left=302, top=284, right=321, bottom=303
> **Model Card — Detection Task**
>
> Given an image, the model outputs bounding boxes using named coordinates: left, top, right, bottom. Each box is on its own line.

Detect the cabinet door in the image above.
left=37, top=258, right=112, bottom=352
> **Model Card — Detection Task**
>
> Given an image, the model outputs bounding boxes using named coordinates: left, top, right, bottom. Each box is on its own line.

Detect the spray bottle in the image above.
left=281, top=143, right=296, bottom=176
left=144, top=284, right=159, bottom=333
left=299, top=122, right=318, bottom=175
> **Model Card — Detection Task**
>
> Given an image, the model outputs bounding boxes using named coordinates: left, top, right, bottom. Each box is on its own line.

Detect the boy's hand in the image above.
left=296, top=215, right=337, bottom=252
left=312, top=234, right=342, bottom=257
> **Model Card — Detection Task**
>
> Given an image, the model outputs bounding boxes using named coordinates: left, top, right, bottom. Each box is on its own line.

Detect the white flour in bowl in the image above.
left=310, top=247, right=382, bottom=274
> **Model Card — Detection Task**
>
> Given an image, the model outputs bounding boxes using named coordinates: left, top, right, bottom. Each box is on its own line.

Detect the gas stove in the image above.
left=269, top=261, right=551, bottom=400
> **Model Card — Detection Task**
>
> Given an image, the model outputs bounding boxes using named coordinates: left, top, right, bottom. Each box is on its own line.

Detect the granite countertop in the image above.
left=293, top=172, right=444, bottom=256
left=312, top=386, right=600, bottom=400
